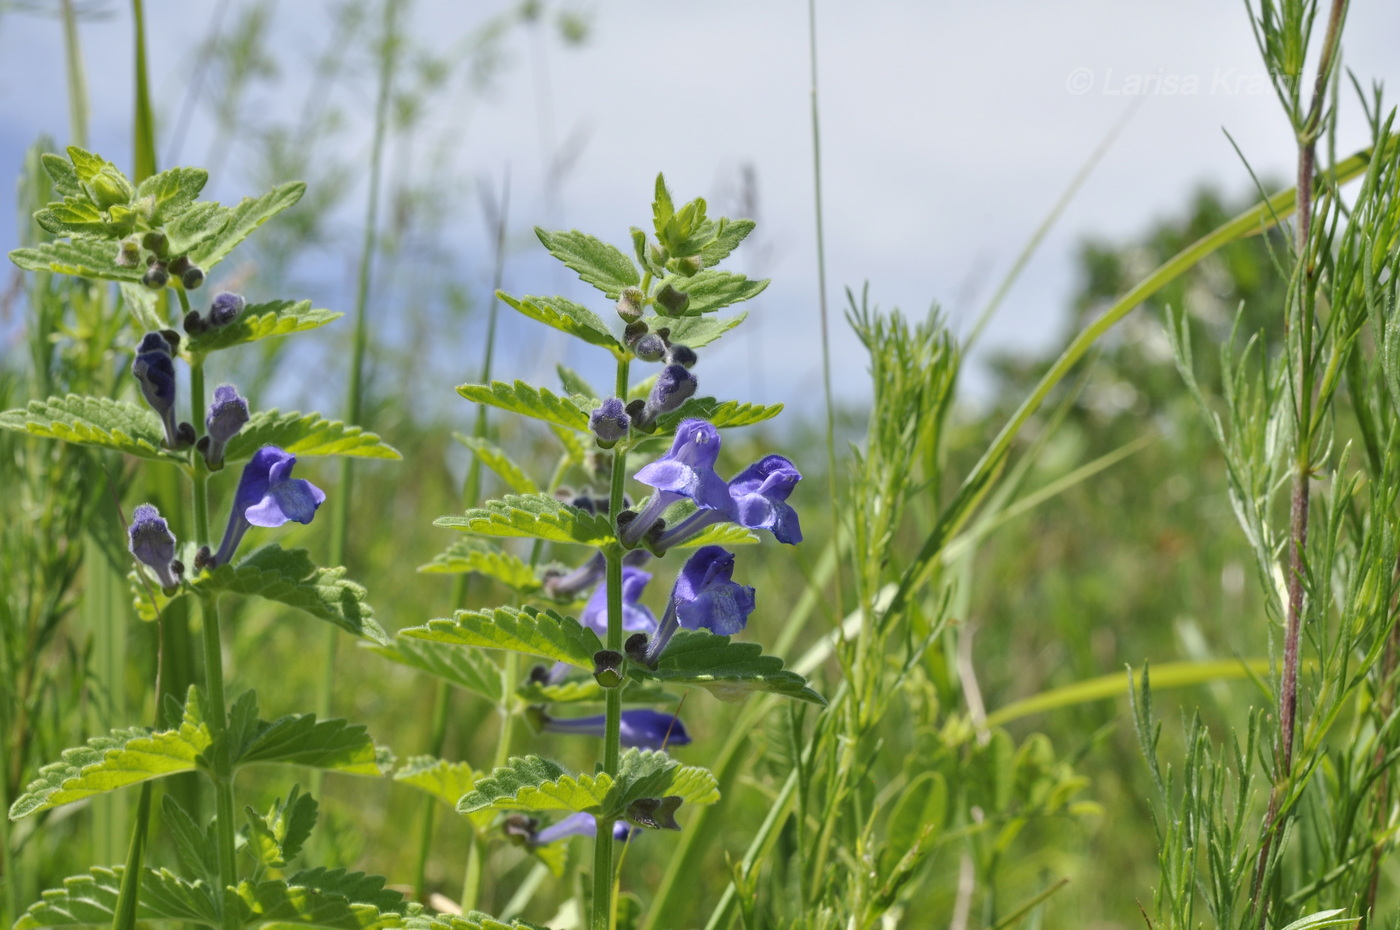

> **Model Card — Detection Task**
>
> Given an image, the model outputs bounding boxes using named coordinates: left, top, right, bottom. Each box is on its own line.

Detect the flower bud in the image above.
left=184, top=310, right=209, bottom=335
left=655, top=284, right=689, bottom=316
left=667, top=344, right=697, bottom=368
left=623, top=320, right=649, bottom=349
left=637, top=364, right=697, bottom=428
left=132, top=333, right=180, bottom=447
left=204, top=384, right=250, bottom=469
left=648, top=242, right=668, bottom=269
left=181, top=265, right=205, bottom=290
left=633, top=333, right=666, bottom=362
left=616, top=286, right=644, bottom=323
left=141, top=230, right=169, bottom=258
left=115, top=238, right=141, bottom=268
left=589, top=397, right=630, bottom=447
left=89, top=167, right=134, bottom=210
left=592, top=650, right=625, bottom=689
left=670, top=255, right=704, bottom=277
left=208, top=293, right=245, bottom=327
left=142, top=264, right=169, bottom=289
left=168, top=255, right=192, bottom=276
left=128, top=504, right=181, bottom=592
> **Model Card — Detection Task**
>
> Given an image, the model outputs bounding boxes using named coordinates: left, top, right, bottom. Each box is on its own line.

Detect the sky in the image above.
left=2, top=0, right=1398, bottom=418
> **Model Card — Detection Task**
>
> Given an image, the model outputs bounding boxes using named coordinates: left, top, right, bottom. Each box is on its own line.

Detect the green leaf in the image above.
left=0, top=395, right=174, bottom=462
left=457, top=750, right=718, bottom=819
left=405, top=913, right=552, bottom=930
left=669, top=523, right=760, bottom=548
left=135, top=166, right=210, bottom=225
left=189, top=181, right=306, bottom=269
left=515, top=677, right=677, bottom=707
left=34, top=199, right=130, bottom=239
left=656, top=270, right=768, bottom=315
left=13, top=867, right=220, bottom=929
left=498, top=293, right=620, bottom=351
left=394, top=756, right=494, bottom=829
left=42, top=153, right=83, bottom=197
left=556, top=363, right=601, bottom=400
left=434, top=494, right=614, bottom=546
left=417, top=539, right=542, bottom=596
left=533, top=228, right=640, bottom=298
left=549, top=422, right=590, bottom=465
left=226, top=410, right=401, bottom=463
left=226, top=872, right=403, bottom=930
left=697, top=217, right=755, bottom=267
left=279, top=868, right=405, bottom=916
left=198, top=545, right=389, bottom=646
left=656, top=397, right=783, bottom=431
left=454, top=435, right=539, bottom=495
left=630, top=629, right=826, bottom=705
left=651, top=174, right=675, bottom=246
left=456, top=381, right=590, bottom=431
left=161, top=795, right=219, bottom=887
left=66, top=146, right=111, bottom=182
left=185, top=299, right=341, bottom=356
left=645, top=312, right=746, bottom=349
left=402, top=605, right=602, bottom=670
left=10, top=240, right=144, bottom=284
left=9, top=693, right=212, bottom=818
left=368, top=635, right=507, bottom=705
left=245, top=786, right=318, bottom=869
left=238, top=716, right=384, bottom=775
left=456, top=755, right=612, bottom=815
left=165, top=201, right=230, bottom=255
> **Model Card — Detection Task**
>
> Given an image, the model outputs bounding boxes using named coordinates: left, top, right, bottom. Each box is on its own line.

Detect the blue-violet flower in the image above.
left=213, top=446, right=326, bottom=566
left=589, top=396, right=630, bottom=447
left=539, top=708, right=691, bottom=750
left=643, top=545, right=755, bottom=666
left=621, top=419, right=729, bottom=547
left=203, top=384, right=250, bottom=468
left=208, top=292, right=245, bottom=327
left=533, top=812, right=633, bottom=845
left=654, top=454, right=804, bottom=549
left=128, top=503, right=181, bottom=591
left=636, top=363, right=697, bottom=428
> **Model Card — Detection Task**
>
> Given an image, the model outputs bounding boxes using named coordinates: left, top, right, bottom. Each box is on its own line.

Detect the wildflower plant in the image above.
left=394, top=175, right=824, bottom=927
left=0, top=148, right=467, bottom=930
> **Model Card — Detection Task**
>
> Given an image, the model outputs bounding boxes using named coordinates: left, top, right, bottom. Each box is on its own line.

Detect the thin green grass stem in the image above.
left=60, top=0, right=90, bottom=149
left=129, top=0, right=156, bottom=183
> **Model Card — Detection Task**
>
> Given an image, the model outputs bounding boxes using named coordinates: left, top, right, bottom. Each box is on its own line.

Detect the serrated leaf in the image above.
left=120, top=280, right=166, bottom=331
left=609, top=748, right=719, bottom=813
left=227, top=409, right=401, bottom=463
left=657, top=270, right=768, bottom=316
left=161, top=795, right=219, bottom=887
left=549, top=422, right=590, bottom=465
left=0, top=395, right=175, bottom=461
left=189, top=181, right=306, bottom=269
left=281, top=868, right=405, bottom=915
left=136, top=166, right=209, bottom=225
left=238, top=715, right=383, bottom=775
left=405, top=914, right=551, bottom=930
left=9, top=712, right=212, bottom=818
left=499, top=292, right=620, bottom=350
left=165, top=201, right=230, bottom=255
left=656, top=397, right=783, bottom=431
left=456, top=755, right=612, bottom=815
left=185, top=300, right=341, bottom=356
left=199, top=545, right=389, bottom=645
left=630, top=629, right=826, bottom=705
left=454, top=435, right=539, bottom=495
left=670, top=523, right=760, bottom=548
left=403, top=605, right=602, bottom=670
left=435, top=494, right=614, bottom=547
left=514, top=677, right=677, bottom=707
left=368, top=635, right=506, bottom=704
left=42, top=153, right=82, bottom=197
left=10, top=240, right=144, bottom=284
left=456, top=380, right=591, bottom=431
left=697, top=217, right=755, bottom=267
left=556, top=364, right=600, bottom=399
left=394, top=756, right=494, bottom=829
left=67, top=146, right=110, bottom=182
left=533, top=229, right=640, bottom=298
left=13, top=866, right=219, bottom=929
left=225, top=873, right=402, bottom=930
left=417, top=539, right=542, bottom=595
left=34, top=199, right=129, bottom=239
left=645, top=312, right=746, bottom=349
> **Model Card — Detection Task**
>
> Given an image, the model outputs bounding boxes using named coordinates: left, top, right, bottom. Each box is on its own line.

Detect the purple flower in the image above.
left=128, top=503, right=181, bottom=591
left=543, top=551, right=606, bottom=600
left=643, top=546, right=755, bottom=666
left=589, top=397, right=630, bottom=447
left=533, top=812, right=634, bottom=845
left=636, top=364, right=697, bottom=428
left=131, top=333, right=180, bottom=447
left=539, top=708, right=691, bottom=750
left=580, top=565, right=658, bottom=637
left=203, top=384, right=249, bottom=468
left=654, top=455, right=804, bottom=549
left=208, top=292, right=245, bottom=327
left=621, top=419, right=729, bottom=547
left=213, top=446, right=326, bottom=566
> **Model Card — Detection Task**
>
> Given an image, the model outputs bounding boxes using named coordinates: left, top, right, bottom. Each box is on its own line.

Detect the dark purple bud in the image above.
left=132, top=333, right=180, bottom=447
left=634, top=333, right=666, bottom=362
left=181, top=265, right=205, bottom=290
left=142, top=264, right=169, bottom=289
left=616, top=286, right=644, bottom=323
left=168, top=255, right=192, bottom=276
left=183, top=310, right=208, bottom=335
left=128, top=504, right=181, bottom=591
left=213, top=446, right=326, bottom=566
left=141, top=230, right=168, bottom=258
left=593, top=650, right=625, bottom=688
left=589, top=397, right=630, bottom=447
left=655, top=284, right=689, bottom=316
left=204, top=384, right=250, bottom=469
left=667, top=344, right=697, bottom=368
left=208, top=293, right=245, bottom=327
left=636, top=364, right=697, bottom=429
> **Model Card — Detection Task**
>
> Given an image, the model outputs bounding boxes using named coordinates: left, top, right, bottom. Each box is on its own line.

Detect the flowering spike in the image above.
left=643, top=546, right=755, bottom=666
left=204, top=384, right=250, bottom=469
left=213, top=446, right=326, bottom=566
left=538, top=708, right=691, bottom=750
left=132, top=332, right=183, bottom=448
left=128, top=503, right=181, bottom=592
left=589, top=397, right=630, bottom=447
left=621, top=419, right=729, bottom=547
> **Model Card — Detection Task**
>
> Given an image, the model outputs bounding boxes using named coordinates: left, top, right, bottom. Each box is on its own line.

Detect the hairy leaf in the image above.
left=456, top=755, right=612, bottom=815
left=455, top=381, right=590, bottom=431
left=238, top=715, right=383, bottom=775
left=394, top=756, right=493, bottom=829
left=534, top=228, right=640, bottom=298
left=645, top=312, right=747, bottom=349
left=631, top=629, right=826, bottom=705
left=0, top=395, right=174, bottom=462
left=454, top=435, right=539, bottom=495
left=417, top=539, right=541, bottom=595
left=434, top=494, right=614, bottom=547
left=10, top=239, right=145, bottom=283
left=136, top=166, right=210, bottom=225
left=498, top=292, right=621, bottom=352
left=185, top=300, right=341, bottom=356
left=189, top=181, right=306, bottom=269
left=13, top=867, right=219, bottom=929
left=657, top=398, right=783, bottom=431
left=697, top=217, right=755, bottom=267
left=403, top=605, right=602, bottom=670
left=656, top=270, right=768, bottom=315
left=227, top=410, right=401, bottom=463
left=368, top=635, right=506, bottom=705
left=224, top=872, right=402, bottom=930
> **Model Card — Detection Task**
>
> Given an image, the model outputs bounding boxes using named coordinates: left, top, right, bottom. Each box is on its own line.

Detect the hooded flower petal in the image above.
left=540, top=708, right=691, bottom=750
left=128, top=503, right=180, bottom=590
left=726, top=455, right=803, bottom=544
left=622, top=419, right=730, bottom=547
left=637, top=363, right=697, bottom=427
left=580, top=565, right=658, bottom=636
left=643, top=546, right=755, bottom=665
left=132, top=333, right=180, bottom=446
left=213, top=446, right=326, bottom=565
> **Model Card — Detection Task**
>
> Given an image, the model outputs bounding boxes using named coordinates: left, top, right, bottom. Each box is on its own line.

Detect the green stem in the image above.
left=60, top=0, right=90, bottom=149
left=460, top=833, right=485, bottom=914
left=199, top=595, right=237, bottom=900
left=410, top=680, right=450, bottom=902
